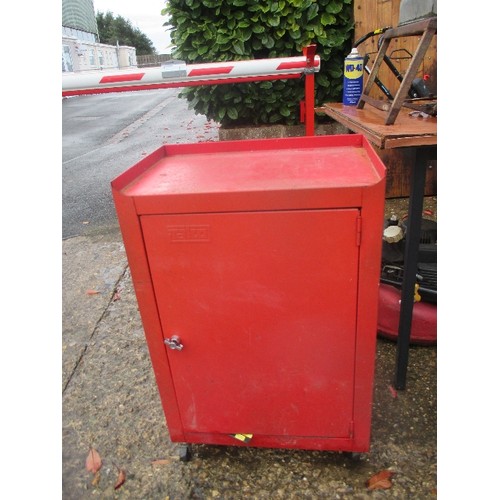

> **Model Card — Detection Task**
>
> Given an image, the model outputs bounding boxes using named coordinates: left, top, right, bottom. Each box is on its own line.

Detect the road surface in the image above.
left=62, top=89, right=219, bottom=239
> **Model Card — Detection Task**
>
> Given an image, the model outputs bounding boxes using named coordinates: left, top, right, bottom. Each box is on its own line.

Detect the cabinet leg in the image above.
left=178, top=443, right=192, bottom=462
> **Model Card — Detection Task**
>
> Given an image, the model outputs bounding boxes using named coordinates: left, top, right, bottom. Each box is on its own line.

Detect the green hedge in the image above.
left=162, top=0, right=354, bottom=126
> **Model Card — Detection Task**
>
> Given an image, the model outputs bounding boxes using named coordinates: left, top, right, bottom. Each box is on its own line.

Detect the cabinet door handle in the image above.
left=164, top=335, right=184, bottom=351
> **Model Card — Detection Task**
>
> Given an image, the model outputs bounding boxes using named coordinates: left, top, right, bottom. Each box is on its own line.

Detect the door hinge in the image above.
left=349, top=420, right=355, bottom=439
left=356, top=216, right=362, bottom=246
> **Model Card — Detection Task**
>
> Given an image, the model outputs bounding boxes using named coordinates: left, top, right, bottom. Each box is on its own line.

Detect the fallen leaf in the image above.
left=114, top=468, right=126, bottom=490
left=86, top=290, right=100, bottom=295
left=86, top=447, right=102, bottom=474
left=112, top=290, right=121, bottom=301
left=151, top=458, right=172, bottom=466
left=366, top=470, right=394, bottom=490
left=388, top=385, right=398, bottom=398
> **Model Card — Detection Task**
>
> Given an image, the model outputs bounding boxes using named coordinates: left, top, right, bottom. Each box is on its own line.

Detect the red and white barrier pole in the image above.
left=62, top=46, right=320, bottom=135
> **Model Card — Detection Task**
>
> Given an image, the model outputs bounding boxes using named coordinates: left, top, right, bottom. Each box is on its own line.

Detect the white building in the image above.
left=62, top=0, right=137, bottom=72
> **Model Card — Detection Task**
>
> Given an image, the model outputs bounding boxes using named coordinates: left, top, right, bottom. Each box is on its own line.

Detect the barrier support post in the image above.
left=303, top=44, right=317, bottom=136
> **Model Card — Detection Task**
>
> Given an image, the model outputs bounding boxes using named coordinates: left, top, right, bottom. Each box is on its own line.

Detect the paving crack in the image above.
left=62, top=264, right=129, bottom=395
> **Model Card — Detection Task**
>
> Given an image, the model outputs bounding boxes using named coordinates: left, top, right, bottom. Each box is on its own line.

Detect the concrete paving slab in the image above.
left=62, top=231, right=127, bottom=391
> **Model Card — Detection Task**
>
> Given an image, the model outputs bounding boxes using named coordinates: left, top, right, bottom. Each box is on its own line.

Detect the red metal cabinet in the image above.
left=111, top=134, right=386, bottom=452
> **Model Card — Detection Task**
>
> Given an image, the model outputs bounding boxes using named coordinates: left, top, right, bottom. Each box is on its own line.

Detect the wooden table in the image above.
left=320, top=102, right=437, bottom=390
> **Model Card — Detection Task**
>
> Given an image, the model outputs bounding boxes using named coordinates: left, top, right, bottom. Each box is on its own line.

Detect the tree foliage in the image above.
left=96, top=11, right=156, bottom=55
left=162, top=0, right=354, bottom=126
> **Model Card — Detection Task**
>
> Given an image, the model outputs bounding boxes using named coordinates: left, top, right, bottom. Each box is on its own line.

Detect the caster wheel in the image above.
left=342, top=451, right=362, bottom=462
left=178, top=444, right=192, bottom=462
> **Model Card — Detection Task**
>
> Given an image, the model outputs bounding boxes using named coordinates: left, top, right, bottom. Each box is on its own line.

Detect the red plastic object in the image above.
left=111, top=134, right=386, bottom=453
left=377, top=283, right=437, bottom=345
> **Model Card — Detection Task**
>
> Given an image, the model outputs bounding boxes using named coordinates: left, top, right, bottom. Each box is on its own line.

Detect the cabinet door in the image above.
left=141, top=209, right=360, bottom=438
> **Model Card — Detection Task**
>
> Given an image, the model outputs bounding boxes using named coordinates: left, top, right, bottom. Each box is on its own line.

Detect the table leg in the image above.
left=394, top=145, right=436, bottom=389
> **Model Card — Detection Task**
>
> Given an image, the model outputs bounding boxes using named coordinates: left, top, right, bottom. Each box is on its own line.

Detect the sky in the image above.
left=92, top=0, right=173, bottom=53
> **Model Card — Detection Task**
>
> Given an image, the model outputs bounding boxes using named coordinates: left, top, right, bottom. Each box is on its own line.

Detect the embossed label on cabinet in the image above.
left=167, top=225, right=210, bottom=243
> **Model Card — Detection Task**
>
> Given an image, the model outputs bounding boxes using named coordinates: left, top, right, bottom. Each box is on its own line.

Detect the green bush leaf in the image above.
left=268, top=16, right=280, bottom=27
left=306, top=3, right=319, bottom=21
left=197, top=44, right=209, bottom=55
left=313, top=24, right=324, bottom=37
left=326, top=1, right=345, bottom=15
left=217, top=107, right=226, bottom=121
left=279, top=105, right=291, bottom=117
left=259, top=81, right=273, bottom=90
left=316, top=73, right=330, bottom=87
left=320, top=13, right=335, bottom=25
left=239, top=27, right=253, bottom=42
left=251, top=38, right=263, bottom=50
left=262, top=34, right=275, bottom=49
left=232, top=39, right=245, bottom=55
left=227, top=107, right=238, bottom=120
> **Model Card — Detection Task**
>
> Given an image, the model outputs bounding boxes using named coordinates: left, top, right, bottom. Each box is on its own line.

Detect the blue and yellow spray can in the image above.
left=342, top=48, right=364, bottom=105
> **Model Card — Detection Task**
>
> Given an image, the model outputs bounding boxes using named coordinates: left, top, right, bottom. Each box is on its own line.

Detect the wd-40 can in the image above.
left=342, top=48, right=364, bottom=105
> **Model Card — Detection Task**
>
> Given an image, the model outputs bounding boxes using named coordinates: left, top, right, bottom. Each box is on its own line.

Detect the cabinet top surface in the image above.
left=113, top=135, right=385, bottom=199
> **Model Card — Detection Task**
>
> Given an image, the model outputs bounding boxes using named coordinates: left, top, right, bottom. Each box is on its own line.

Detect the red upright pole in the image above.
left=303, top=44, right=317, bottom=136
